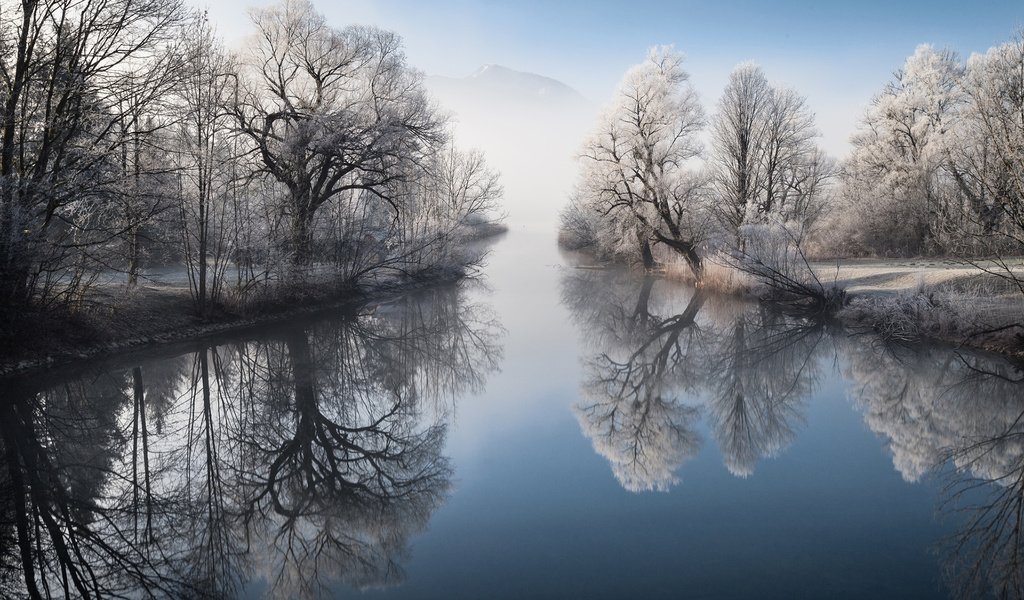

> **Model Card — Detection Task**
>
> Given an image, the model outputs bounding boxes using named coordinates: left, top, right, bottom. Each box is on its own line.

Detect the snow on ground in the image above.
left=812, top=257, right=1024, bottom=296
left=810, top=258, right=1024, bottom=330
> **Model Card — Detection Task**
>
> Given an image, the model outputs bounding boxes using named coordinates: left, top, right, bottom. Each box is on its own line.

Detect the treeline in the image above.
left=823, top=39, right=1024, bottom=258
left=561, top=33, right=1024, bottom=276
left=0, top=0, right=503, bottom=323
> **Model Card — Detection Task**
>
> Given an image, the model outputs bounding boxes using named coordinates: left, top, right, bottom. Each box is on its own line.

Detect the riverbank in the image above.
left=0, top=271, right=472, bottom=377
left=1, top=228, right=509, bottom=376
left=822, top=259, right=1023, bottom=358
left=656, top=254, right=1022, bottom=360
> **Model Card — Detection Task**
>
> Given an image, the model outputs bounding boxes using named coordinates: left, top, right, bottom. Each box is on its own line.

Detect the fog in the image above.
left=425, top=66, right=599, bottom=231
left=421, top=61, right=855, bottom=234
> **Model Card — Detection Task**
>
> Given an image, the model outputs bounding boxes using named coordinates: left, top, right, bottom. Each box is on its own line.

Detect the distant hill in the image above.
left=426, top=64, right=590, bottom=109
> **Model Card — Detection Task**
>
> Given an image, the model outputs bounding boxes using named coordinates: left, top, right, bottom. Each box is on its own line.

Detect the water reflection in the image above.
left=0, top=282, right=503, bottom=599
left=564, top=274, right=705, bottom=492
left=6, top=263, right=1024, bottom=599
left=563, top=268, right=825, bottom=488
left=843, top=338, right=1024, bottom=599
left=562, top=265, right=1024, bottom=598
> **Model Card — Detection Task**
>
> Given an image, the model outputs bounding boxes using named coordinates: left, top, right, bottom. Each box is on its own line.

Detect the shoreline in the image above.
left=0, top=275, right=467, bottom=379
left=566, top=254, right=1024, bottom=363
left=0, top=229, right=509, bottom=378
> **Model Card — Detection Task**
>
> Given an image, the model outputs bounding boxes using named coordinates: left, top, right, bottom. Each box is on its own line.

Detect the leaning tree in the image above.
left=569, top=46, right=709, bottom=278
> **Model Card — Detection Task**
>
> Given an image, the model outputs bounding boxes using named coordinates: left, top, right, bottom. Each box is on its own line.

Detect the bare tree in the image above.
left=0, top=0, right=190, bottom=309
left=757, top=87, right=827, bottom=224
left=711, top=63, right=772, bottom=233
left=174, top=19, right=241, bottom=314
left=711, top=63, right=831, bottom=239
left=232, top=0, right=445, bottom=268
left=391, top=145, right=504, bottom=278
left=109, top=34, right=189, bottom=289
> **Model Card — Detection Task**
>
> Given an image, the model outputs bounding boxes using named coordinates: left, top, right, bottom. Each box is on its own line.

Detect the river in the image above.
left=1, top=228, right=1021, bottom=599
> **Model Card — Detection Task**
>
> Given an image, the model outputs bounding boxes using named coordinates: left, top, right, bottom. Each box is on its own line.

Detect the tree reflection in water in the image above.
left=562, top=268, right=824, bottom=489
left=6, top=266, right=1024, bottom=599
left=843, top=337, right=1024, bottom=599
left=0, top=282, right=503, bottom=599
left=563, top=265, right=1024, bottom=599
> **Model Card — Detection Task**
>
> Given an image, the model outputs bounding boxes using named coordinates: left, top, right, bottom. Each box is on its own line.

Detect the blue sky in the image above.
left=195, top=0, right=1024, bottom=156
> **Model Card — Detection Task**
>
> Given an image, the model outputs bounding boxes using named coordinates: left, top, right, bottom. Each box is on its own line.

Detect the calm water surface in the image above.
left=2, top=229, right=1022, bottom=599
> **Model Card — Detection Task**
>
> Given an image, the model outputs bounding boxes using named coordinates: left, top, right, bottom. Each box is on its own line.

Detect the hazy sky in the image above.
left=193, top=0, right=1024, bottom=157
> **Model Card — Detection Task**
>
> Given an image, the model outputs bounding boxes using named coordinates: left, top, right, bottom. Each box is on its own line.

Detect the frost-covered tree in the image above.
left=834, top=45, right=963, bottom=256
left=710, top=63, right=831, bottom=238
left=711, top=63, right=771, bottom=232
left=0, top=0, right=189, bottom=309
left=824, top=39, right=1024, bottom=260
left=173, top=19, right=241, bottom=315
left=944, top=33, right=1024, bottom=286
left=233, top=0, right=445, bottom=267
left=955, top=35, right=1024, bottom=221
left=109, top=37, right=188, bottom=289
left=564, top=46, right=709, bottom=278
left=391, top=145, right=503, bottom=278
left=758, top=88, right=831, bottom=225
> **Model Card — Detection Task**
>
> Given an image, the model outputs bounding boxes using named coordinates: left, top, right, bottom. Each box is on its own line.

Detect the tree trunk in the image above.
left=132, top=367, right=153, bottom=540
left=632, top=277, right=655, bottom=327
left=640, top=236, right=655, bottom=271
left=681, top=245, right=703, bottom=282
left=291, top=205, right=314, bottom=268
left=127, top=227, right=140, bottom=288
left=198, top=194, right=207, bottom=315
left=654, top=233, right=703, bottom=282
left=0, top=400, right=43, bottom=600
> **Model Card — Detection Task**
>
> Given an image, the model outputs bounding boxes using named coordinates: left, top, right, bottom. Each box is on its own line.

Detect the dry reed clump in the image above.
left=664, top=254, right=755, bottom=297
